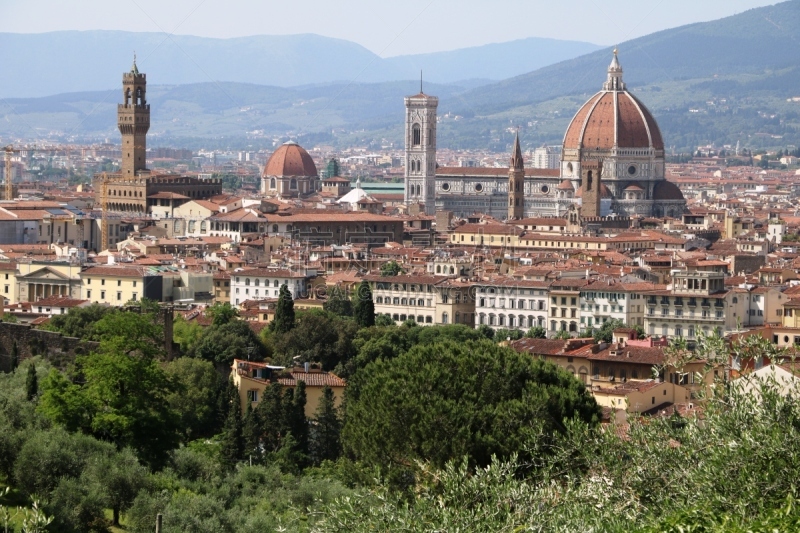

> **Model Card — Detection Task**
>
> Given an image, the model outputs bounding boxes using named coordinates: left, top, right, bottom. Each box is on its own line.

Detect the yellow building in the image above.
left=231, top=359, right=346, bottom=417
left=16, top=261, right=82, bottom=303
left=80, top=265, right=161, bottom=305
left=592, top=380, right=690, bottom=414
left=0, top=262, right=17, bottom=304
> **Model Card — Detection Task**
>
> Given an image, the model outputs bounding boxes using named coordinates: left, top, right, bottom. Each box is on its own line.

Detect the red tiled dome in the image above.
left=263, top=141, right=317, bottom=177
left=563, top=52, right=663, bottom=152
left=557, top=179, right=575, bottom=190
left=653, top=180, right=684, bottom=201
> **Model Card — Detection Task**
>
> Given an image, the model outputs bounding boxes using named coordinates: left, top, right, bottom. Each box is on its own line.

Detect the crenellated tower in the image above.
left=507, top=131, right=525, bottom=220
left=118, top=55, right=150, bottom=177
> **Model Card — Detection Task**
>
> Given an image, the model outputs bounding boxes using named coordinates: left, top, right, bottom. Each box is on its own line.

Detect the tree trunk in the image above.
left=113, top=507, right=120, bottom=527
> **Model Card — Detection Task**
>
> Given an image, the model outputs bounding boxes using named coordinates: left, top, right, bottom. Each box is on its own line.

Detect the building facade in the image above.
left=403, top=91, right=438, bottom=215
left=404, top=51, right=686, bottom=220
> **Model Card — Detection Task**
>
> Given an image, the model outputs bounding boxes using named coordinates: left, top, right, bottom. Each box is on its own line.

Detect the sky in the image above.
left=1, top=0, right=785, bottom=56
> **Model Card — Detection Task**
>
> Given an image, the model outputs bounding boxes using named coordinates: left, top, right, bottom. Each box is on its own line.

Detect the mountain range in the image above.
left=2, top=1, right=800, bottom=152
left=0, top=31, right=600, bottom=98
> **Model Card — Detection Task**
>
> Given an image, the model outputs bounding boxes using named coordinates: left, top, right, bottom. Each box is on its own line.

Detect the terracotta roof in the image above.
left=235, top=268, right=307, bottom=279
left=263, top=141, right=317, bottom=177
left=278, top=370, right=346, bottom=388
left=575, top=183, right=613, bottom=199
left=81, top=265, right=150, bottom=278
left=557, top=179, right=575, bottom=190
left=30, top=297, right=89, bottom=308
left=653, top=180, right=685, bottom=201
left=563, top=90, right=664, bottom=151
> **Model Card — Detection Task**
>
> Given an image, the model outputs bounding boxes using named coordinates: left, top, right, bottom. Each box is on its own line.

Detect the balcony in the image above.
left=701, top=300, right=710, bottom=308
left=688, top=299, right=697, bottom=307
left=674, top=298, right=684, bottom=306
left=714, top=300, right=724, bottom=308
left=660, top=299, right=670, bottom=306
left=647, top=298, right=657, bottom=305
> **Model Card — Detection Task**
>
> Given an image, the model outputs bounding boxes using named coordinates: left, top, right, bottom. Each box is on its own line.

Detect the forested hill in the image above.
left=459, top=0, right=800, bottom=114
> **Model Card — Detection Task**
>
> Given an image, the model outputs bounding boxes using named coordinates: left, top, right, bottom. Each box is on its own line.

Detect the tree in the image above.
left=41, top=304, right=116, bottom=340
left=272, top=284, right=295, bottom=334
left=192, top=319, right=268, bottom=368
left=553, top=330, right=571, bottom=340
left=10, top=341, right=18, bottom=371
left=84, top=447, right=147, bottom=527
left=206, top=302, right=238, bottom=326
left=270, top=309, right=359, bottom=370
left=26, top=362, right=37, bottom=401
left=309, top=386, right=341, bottom=465
left=342, top=339, right=600, bottom=473
left=173, top=315, right=204, bottom=355
left=242, top=404, right=261, bottom=462
left=324, top=285, right=353, bottom=317
left=38, top=348, right=180, bottom=468
left=525, top=326, right=547, bottom=339
left=380, top=260, right=404, bottom=277
left=477, top=324, right=495, bottom=340
left=353, top=280, right=375, bottom=328
left=374, top=313, right=393, bottom=327
left=219, top=379, right=244, bottom=470
left=592, top=319, right=626, bottom=343
left=290, top=381, right=308, bottom=463
left=164, top=357, right=223, bottom=441
left=494, top=328, right=523, bottom=341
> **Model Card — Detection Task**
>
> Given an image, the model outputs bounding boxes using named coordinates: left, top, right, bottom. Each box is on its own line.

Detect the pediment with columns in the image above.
left=17, top=267, right=74, bottom=281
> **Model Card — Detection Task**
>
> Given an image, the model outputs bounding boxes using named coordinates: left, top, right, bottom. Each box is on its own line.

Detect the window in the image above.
left=117, top=292, right=122, bottom=301
left=100, top=291, right=105, bottom=299
left=87, top=290, right=92, bottom=299
left=117, top=280, right=122, bottom=286
left=247, top=390, right=258, bottom=402
left=412, top=124, right=421, bottom=146
left=101, top=279, right=105, bottom=285
left=132, top=293, right=138, bottom=301
left=442, top=312, right=449, bottom=324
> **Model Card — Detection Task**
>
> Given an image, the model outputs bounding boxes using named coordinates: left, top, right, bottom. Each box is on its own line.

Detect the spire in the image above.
left=510, top=130, right=524, bottom=171
left=131, top=51, right=139, bottom=75
left=420, top=70, right=423, bottom=95
left=603, top=48, right=624, bottom=91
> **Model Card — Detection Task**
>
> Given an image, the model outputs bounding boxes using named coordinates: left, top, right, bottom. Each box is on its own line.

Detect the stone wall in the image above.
left=0, top=321, right=98, bottom=372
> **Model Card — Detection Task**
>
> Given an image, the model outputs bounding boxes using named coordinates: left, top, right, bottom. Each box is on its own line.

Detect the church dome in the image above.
left=652, top=180, right=684, bottom=201
left=563, top=51, right=664, bottom=151
left=557, top=179, right=575, bottom=191
left=263, top=141, right=317, bottom=177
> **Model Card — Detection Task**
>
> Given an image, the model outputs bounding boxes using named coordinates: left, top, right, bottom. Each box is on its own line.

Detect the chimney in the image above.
left=304, top=362, right=310, bottom=373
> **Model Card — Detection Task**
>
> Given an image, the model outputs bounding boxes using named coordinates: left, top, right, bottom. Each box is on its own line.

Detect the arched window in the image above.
left=290, top=178, right=297, bottom=190
left=254, top=279, right=260, bottom=287
left=442, top=312, right=448, bottom=324
left=376, top=296, right=383, bottom=304
left=455, top=312, right=460, bottom=323
left=436, top=265, right=441, bottom=273
left=245, top=278, right=250, bottom=286
left=417, top=315, right=424, bottom=323
left=274, top=280, right=279, bottom=287
left=587, top=170, right=593, bottom=191
left=412, top=124, right=421, bottom=146
left=270, top=178, right=276, bottom=189
left=272, top=224, right=279, bottom=233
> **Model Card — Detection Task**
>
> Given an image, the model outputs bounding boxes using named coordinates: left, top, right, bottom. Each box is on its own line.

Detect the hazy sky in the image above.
left=1, top=0, right=783, bottom=56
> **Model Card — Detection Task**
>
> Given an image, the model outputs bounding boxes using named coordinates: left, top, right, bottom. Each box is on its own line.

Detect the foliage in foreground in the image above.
left=318, top=376, right=800, bottom=532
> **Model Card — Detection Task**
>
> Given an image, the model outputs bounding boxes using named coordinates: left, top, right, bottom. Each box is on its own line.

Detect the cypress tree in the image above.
left=259, top=382, right=285, bottom=452
left=291, top=381, right=309, bottom=459
left=323, top=285, right=353, bottom=317
left=272, top=284, right=295, bottom=334
left=309, top=385, right=341, bottom=465
left=243, top=404, right=261, bottom=462
left=353, top=280, right=375, bottom=328
left=26, top=362, right=37, bottom=401
left=219, top=379, right=243, bottom=470
left=10, top=341, right=18, bottom=372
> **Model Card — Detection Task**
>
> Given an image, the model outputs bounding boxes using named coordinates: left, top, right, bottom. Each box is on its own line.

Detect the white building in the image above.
left=579, top=280, right=654, bottom=331
left=231, top=268, right=309, bottom=306
left=531, top=146, right=561, bottom=169
left=475, top=278, right=550, bottom=331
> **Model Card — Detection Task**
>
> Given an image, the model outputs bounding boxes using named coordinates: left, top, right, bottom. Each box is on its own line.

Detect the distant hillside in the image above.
left=459, top=0, right=800, bottom=114
left=0, top=31, right=599, bottom=98
left=3, top=2, right=800, bottom=152
left=382, top=38, right=601, bottom=84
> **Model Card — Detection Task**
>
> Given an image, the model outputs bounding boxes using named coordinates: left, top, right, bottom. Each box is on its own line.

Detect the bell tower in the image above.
left=580, top=160, right=602, bottom=218
left=404, top=85, right=438, bottom=215
left=507, top=131, right=525, bottom=220
left=118, top=55, right=150, bottom=178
